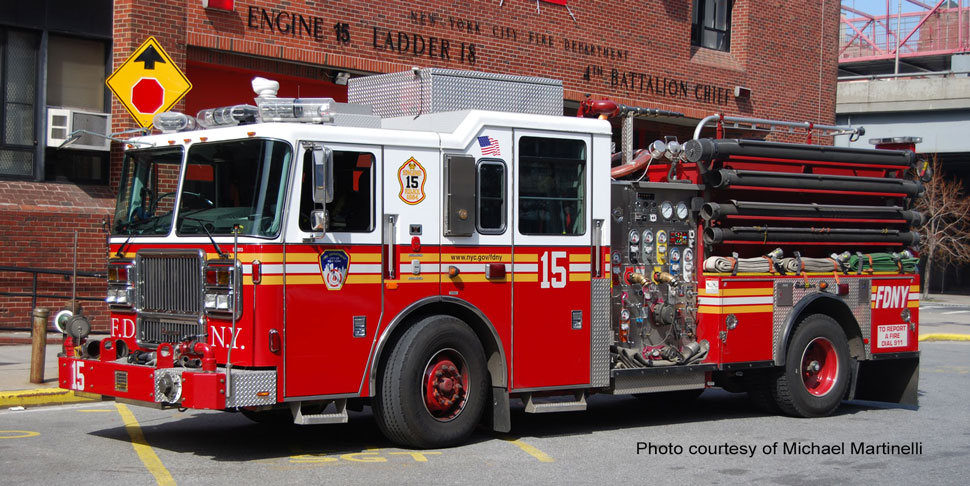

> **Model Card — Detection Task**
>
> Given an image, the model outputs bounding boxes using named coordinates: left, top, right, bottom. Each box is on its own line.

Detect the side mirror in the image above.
left=311, top=209, right=328, bottom=232
left=311, top=147, right=334, bottom=204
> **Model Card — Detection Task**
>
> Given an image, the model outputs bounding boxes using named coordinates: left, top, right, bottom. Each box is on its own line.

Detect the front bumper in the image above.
left=58, top=356, right=277, bottom=410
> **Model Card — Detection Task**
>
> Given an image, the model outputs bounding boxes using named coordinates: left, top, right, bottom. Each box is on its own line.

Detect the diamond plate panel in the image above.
left=225, top=370, right=278, bottom=408
left=772, top=277, right=873, bottom=362
left=348, top=68, right=563, bottom=118
left=611, top=372, right=705, bottom=394
left=154, top=368, right=277, bottom=407
left=590, top=277, right=611, bottom=387
left=154, top=368, right=183, bottom=403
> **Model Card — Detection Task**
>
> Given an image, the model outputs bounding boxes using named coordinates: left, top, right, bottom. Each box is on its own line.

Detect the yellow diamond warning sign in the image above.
left=106, top=37, right=192, bottom=128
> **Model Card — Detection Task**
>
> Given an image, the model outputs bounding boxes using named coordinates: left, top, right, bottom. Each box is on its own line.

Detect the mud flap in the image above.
left=488, top=386, right=511, bottom=433
left=851, top=353, right=919, bottom=407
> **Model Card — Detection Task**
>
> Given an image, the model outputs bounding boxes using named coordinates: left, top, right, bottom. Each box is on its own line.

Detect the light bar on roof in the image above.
left=153, top=112, right=197, bottom=133
left=196, top=104, right=258, bottom=128
left=256, top=98, right=335, bottom=124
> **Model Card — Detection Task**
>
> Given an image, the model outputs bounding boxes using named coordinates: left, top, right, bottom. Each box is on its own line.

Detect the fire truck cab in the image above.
left=60, top=69, right=921, bottom=448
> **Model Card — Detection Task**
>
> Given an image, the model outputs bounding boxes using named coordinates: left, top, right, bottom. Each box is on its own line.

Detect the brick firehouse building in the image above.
left=0, top=0, right=840, bottom=332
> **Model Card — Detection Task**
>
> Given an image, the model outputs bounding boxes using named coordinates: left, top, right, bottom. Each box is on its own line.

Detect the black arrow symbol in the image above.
left=134, top=45, right=166, bottom=70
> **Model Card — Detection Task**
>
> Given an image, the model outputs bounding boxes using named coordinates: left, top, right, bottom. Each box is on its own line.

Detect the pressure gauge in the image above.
left=676, top=201, right=689, bottom=220
left=629, top=230, right=640, bottom=244
left=660, top=201, right=673, bottom=219
left=657, top=231, right=668, bottom=244
left=642, top=230, right=654, bottom=245
left=683, top=247, right=694, bottom=263
left=670, top=248, right=681, bottom=263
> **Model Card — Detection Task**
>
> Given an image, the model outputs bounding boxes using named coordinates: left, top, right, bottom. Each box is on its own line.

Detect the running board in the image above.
left=290, top=399, right=348, bottom=425
left=523, top=392, right=587, bottom=413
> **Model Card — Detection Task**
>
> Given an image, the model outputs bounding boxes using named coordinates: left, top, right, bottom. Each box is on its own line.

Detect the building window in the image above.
left=47, top=35, right=107, bottom=112
left=518, top=137, right=586, bottom=236
left=691, top=0, right=733, bottom=52
left=0, top=29, right=39, bottom=178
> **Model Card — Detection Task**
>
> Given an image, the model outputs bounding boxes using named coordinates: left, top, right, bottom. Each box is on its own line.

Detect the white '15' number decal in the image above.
left=73, top=361, right=85, bottom=391
left=540, top=251, right=567, bottom=289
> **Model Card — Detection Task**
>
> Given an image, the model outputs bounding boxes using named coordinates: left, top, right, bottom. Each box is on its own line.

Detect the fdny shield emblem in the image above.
left=320, top=250, right=350, bottom=291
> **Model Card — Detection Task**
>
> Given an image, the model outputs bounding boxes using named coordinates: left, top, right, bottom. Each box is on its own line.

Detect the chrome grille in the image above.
left=139, top=319, right=205, bottom=344
left=138, top=252, right=204, bottom=314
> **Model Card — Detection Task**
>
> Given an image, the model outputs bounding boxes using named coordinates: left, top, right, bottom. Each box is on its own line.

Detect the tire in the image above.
left=773, top=314, right=850, bottom=418
left=373, top=315, right=488, bottom=448
left=746, top=370, right=782, bottom=414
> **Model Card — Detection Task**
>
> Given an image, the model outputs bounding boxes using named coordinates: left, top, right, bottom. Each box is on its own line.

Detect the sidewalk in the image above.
left=0, top=341, right=100, bottom=407
left=920, top=292, right=970, bottom=308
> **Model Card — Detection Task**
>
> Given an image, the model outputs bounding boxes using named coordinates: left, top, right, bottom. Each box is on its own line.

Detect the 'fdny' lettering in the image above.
left=111, top=317, right=136, bottom=339
left=210, top=326, right=244, bottom=349
left=874, top=286, right=909, bottom=309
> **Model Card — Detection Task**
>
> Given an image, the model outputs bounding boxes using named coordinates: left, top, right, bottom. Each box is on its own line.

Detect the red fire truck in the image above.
left=59, top=69, right=922, bottom=448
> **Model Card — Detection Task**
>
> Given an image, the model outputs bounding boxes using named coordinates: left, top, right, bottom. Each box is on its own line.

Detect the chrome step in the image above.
left=523, top=392, right=587, bottom=413
left=290, top=399, right=348, bottom=425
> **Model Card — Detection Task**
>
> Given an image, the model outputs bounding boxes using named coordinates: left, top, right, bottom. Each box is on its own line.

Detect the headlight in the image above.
left=204, top=260, right=240, bottom=318
left=106, top=259, right=135, bottom=308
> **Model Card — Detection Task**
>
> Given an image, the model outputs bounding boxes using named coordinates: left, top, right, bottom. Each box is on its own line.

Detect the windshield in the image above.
left=113, top=147, right=184, bottom=236
left=176, top=139, right=292, bottom=238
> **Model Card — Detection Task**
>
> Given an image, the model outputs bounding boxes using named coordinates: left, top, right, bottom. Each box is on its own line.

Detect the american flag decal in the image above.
left=478, top=136, right=501, bottom=156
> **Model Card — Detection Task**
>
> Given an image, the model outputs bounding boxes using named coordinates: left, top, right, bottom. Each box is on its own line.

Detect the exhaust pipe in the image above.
left=708, top=169, right=923, bottom=197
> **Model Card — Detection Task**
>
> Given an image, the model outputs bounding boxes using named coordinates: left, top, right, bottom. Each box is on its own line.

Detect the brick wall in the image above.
left=0, top=182, right=114, bottom=331
left=108, top=1, right=839, bottom=131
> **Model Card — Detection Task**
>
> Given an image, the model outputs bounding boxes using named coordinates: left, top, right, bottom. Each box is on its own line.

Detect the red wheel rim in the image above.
left=422, top=349, right=469, bottom=422
left=800, top=337, right=839, bottom=396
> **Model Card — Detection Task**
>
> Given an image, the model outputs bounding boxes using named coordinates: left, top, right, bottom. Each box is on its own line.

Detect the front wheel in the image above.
left=774, top=314, right=851, bottom=417
left=373, top=315, right=488, bottom=448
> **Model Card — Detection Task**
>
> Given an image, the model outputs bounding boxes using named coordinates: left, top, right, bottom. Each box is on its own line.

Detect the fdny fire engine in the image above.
left=59, top=69, right=923, bottom=448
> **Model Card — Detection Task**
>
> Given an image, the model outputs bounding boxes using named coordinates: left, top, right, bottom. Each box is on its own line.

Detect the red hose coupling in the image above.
left=193, top=342, right=217, bottom=372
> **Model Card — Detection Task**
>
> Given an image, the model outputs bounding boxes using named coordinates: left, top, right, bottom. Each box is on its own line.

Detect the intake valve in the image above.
left=653, top=271, right=679, bottom=287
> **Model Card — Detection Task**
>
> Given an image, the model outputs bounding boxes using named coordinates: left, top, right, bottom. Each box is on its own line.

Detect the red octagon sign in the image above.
left=131, top=78, right=164, bottom=114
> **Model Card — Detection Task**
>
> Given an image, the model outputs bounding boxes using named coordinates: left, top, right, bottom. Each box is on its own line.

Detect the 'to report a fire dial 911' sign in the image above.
left=106, top=37, right=193, bottom=128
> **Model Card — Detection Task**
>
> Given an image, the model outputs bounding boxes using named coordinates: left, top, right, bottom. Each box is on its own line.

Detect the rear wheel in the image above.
left=774, top=314, right=850, bottom=417
left=373, top=315, right=488, bottom=448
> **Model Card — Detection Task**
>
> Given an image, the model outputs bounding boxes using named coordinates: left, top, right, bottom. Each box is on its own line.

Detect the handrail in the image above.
left=692, top=114, right=865, bottom=142
left=0, top=266, right=106, bottom=331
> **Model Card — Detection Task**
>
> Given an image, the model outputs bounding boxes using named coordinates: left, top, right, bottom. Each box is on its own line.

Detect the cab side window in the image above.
left=518, top=137, right=586, bottom=235
left=477, top=160, right=506, bottom=234
left=300, top=150, right=375, bottom=232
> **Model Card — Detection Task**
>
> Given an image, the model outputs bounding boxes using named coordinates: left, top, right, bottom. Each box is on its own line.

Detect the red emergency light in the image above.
left=202, top=0, right=234, bottom=11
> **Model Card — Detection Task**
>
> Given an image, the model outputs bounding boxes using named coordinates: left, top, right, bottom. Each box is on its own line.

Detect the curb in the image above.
left=0, top=388, right=101, bottom=408
left=919, top=334, right=970, bottom=342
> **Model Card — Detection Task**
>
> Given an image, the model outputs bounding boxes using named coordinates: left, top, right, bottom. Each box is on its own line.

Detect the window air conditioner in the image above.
left=47, top=107, right=111, bottom=151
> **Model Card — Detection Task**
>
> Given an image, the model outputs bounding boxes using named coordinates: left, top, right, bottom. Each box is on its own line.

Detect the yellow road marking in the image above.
left=0, top=430, right=39, bottom=439
left=502, top=437, right=555, bottom=462
left=116, top=403, right=175, bottom=486
left=919, top=334, right=970, bottom=342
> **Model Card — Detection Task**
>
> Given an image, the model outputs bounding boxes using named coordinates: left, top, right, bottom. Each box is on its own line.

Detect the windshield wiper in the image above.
left=182, top=216, right=227, bottom=259
left=116, top=228, right=134, bottom=257
left=115, top=214, right=166, bottom=256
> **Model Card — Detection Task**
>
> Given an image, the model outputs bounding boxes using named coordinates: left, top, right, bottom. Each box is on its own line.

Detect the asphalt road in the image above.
left=2, top=339, right=968, bottom=485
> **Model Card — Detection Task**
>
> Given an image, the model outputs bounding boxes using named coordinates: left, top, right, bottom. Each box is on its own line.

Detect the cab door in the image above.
left=283, top=142, right=383, bottom=398
left=511, top=132, right=593, bottom=389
